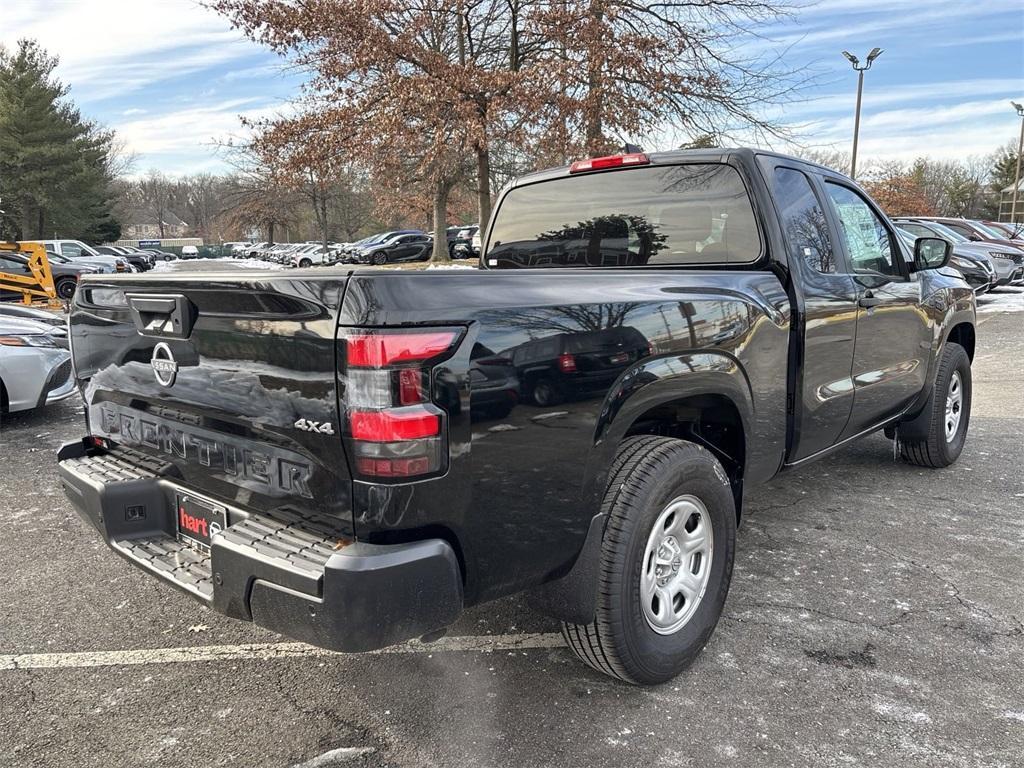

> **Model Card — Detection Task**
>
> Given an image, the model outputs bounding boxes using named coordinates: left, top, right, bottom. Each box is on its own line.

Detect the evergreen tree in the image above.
left=0, top=39, right=120, bottom=241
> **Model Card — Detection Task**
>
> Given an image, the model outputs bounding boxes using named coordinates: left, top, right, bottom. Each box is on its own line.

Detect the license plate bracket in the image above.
left=175, top=494, right=227, bottom=552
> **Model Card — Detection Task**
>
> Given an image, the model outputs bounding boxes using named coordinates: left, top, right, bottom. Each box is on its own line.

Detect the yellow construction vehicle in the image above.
left=0, top=241, right=62, bottom=307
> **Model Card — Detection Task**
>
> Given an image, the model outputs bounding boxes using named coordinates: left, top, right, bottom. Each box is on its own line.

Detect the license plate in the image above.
left=176, top=494, right=227, bottom=552
left=609, top=352, right=630, bottom=364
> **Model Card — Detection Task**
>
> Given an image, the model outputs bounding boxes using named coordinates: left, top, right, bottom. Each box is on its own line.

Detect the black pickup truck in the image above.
left=57, top=149, right=975, bottom=685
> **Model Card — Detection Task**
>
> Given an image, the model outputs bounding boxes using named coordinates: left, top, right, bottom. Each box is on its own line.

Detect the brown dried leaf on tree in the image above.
left=210, top=0, right=805, bottom=259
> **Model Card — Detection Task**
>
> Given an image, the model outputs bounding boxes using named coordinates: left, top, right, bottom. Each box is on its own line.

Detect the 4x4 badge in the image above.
left=294, top=418, right=335, bottom=435
left=151, top=342, right=178, bottom=387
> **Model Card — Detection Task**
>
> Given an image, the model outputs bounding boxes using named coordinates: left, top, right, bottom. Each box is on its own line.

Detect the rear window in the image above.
left=486, top=163, right=762, bottom=268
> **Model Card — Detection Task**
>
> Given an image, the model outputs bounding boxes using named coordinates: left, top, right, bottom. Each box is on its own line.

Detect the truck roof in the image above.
left=510, top=147, right=836, bottom=189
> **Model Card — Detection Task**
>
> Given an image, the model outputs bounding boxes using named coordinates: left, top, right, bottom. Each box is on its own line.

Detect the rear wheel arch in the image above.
left=623, top=393, right=747, bottom=520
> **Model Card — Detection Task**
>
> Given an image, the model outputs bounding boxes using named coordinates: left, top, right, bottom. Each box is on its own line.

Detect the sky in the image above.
left=1, top=0, right=1022, bottom=177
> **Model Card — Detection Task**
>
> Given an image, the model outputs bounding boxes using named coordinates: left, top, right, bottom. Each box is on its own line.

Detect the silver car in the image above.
left=0, top=317, right=75, bottom=415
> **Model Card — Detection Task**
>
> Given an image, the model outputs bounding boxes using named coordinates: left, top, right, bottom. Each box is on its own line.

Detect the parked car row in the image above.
left=892, top=217, right=1024, bottom=294
left=226, top=225, right=483, bottom=269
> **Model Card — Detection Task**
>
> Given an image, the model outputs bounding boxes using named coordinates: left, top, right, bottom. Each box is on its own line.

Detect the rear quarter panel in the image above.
left=340, top=269, right=790, bottom=604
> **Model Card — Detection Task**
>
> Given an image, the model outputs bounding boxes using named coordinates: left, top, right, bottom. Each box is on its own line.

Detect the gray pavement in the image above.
left=0, top=302, right=1021, bottom=767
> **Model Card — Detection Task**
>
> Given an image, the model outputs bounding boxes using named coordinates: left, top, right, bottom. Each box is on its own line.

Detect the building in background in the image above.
left=122, top=210, right=190, bottom=240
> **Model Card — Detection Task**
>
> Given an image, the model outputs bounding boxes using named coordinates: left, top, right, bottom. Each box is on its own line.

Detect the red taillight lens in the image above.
left=356, top=456, right=432, bottom=477
left=347, top=331, right=459, bottom=367
left=350, top=408, right=440, bottom=441
left=569, top=153, right=649, bottom=174
left=397, top=368, right=424, bottom=405
left=558, top=352, right=577, bottom=372
left=340, top=327, right=463, bottom=481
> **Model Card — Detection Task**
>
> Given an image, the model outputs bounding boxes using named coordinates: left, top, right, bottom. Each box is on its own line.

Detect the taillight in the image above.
left=558, top=352, right=577, bottom=373
left=569, top=153, right=649, bottom=174
left=340, top=327, right=462, bottom=481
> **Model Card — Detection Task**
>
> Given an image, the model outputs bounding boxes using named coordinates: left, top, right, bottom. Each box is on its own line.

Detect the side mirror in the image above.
left=913, top=237, right=950, bottom=270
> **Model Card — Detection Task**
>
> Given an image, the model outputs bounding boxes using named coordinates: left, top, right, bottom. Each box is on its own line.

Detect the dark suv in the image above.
left=509, top=326, right=650, bottom=406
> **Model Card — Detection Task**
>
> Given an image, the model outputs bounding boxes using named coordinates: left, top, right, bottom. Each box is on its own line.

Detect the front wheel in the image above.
left=298, top=258, right=312, bottom=268
left=898, top=342, right=971, bottom=468
left=562, top=435, right=736, bottom=685
left=371, top=251, right=388, bottom=265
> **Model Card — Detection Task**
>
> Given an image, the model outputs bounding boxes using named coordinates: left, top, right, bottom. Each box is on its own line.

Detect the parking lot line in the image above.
left=0, top=632, right=564, bottom=671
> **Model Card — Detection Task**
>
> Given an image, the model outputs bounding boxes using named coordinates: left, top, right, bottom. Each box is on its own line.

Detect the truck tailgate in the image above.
left=68, top=273, right=353, bottom=526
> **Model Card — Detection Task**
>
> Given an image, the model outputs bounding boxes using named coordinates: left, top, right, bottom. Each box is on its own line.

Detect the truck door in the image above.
left=768, top=165, right=859, bottom=461
left=820, top=180, right=931, bottom=438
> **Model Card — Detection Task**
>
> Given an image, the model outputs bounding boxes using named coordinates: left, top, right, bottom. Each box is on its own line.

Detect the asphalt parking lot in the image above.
left=1, top=291, right=1021, bottom=768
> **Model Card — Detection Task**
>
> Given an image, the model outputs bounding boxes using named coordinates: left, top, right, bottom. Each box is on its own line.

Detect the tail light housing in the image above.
left=558, top=352, right=577, bottom=373
left=339, top=327, right=463, bottom=481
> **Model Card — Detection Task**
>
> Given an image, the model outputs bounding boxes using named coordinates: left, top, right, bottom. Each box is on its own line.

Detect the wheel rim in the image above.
left=640, top=495, right=714, bottom=635
left=945, top=370, right=963, bottom=442
left=57, top=280, right=75, bottom=299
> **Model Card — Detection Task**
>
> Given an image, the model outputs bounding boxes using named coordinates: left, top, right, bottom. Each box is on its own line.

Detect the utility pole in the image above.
left=841, top=48, right=884, bottom=179
left=1010, top=101, right=1024, bottom=224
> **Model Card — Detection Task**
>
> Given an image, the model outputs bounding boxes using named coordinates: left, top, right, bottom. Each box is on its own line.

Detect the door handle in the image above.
left=858, top=291, right=883, bottom=308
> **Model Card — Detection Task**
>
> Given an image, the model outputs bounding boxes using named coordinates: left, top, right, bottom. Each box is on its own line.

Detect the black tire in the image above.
left=562, top=436, right=736, bottom=685
left=55, top=277, right=77, bottom=300
left=371, top=251, right=388, bottom=266
left=898, top=342, right=971, bottom=468
left=299, top=258, right=312, bottom=268
left=531, top=378, right=562, bottom=407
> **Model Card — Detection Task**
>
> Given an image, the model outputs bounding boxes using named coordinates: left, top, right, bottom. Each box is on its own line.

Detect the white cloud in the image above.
left=0, top=0, right=257, bottom=101
left=115, top=98, right=289, bottom=171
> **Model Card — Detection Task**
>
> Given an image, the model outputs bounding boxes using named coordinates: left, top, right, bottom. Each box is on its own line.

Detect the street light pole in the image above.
left=842, top=48, right=883, bottom=179
left=1010, top=101, right=1024, bottom=225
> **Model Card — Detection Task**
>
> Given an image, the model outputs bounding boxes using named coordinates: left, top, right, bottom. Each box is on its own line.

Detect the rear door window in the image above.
left=486, top=163, right=762, bottom=268
left=772, top=167, right=836, bottom=273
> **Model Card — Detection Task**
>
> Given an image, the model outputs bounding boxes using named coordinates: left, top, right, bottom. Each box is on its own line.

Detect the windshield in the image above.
left=900, top=221, right=967, bottom=243
left=971, top=221, right=1009, bottom=239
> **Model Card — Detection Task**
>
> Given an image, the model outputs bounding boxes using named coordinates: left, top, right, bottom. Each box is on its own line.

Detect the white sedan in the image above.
left=0, top=317, right=75, bottom=414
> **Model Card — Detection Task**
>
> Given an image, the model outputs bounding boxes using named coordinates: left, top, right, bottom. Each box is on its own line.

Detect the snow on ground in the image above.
left=151, top=258, right=284, bottom=273
left=977, top=286, right=1024, bottom=313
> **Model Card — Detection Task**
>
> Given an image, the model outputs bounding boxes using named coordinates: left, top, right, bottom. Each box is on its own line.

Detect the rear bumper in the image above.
left=57, top=438, right=463, bottom=653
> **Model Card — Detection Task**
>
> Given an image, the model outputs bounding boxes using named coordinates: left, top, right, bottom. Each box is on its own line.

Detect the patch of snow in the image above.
left=424, top=263, right=477, bottom=270
left=488, top=423, right=520, bottom=432
left=291, top=747, right=375, bottom=767
left=977, top=287, right=1024, bottom=313
left=151, top=258, right=284, bottom=273
left=531, top=411, right=569, bottom=421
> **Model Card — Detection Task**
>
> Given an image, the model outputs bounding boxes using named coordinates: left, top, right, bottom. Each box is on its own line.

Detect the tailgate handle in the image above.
left=126, top=293, right=196, bottom=338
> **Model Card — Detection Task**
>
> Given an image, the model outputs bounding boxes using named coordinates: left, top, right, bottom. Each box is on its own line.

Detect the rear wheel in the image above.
left=898, top=342, right=971, bottom=468
left=562, top=436, right=736, bottom=685
left=55, top=277, right=77, bottom=300
left=531, top=378, right=562, bottom=407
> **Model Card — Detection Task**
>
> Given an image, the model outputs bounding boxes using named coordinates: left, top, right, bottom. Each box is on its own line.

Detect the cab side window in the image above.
left=824, top=183, right=898, bottom=278
left=0, top=256, right=27, bottom=272
left=62, top=242, right=84, bottom=258
left=772, top=168, right=835, bottom=273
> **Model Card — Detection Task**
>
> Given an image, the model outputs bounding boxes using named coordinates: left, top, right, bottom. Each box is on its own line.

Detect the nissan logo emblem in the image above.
left=151, top=342, right=178, bottom=387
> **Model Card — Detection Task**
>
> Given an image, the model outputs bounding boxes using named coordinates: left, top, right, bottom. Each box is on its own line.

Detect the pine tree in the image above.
left=0, top=39, right=120, bottom=241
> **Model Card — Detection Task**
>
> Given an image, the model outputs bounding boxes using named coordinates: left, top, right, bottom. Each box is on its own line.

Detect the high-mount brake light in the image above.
left=340, top=327, right=462, bottom=480
left=569, top=153, right=649, bottom=174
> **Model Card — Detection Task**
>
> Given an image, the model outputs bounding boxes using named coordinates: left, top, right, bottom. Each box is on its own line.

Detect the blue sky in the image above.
left=2, top=0, right=1022, bottom=176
